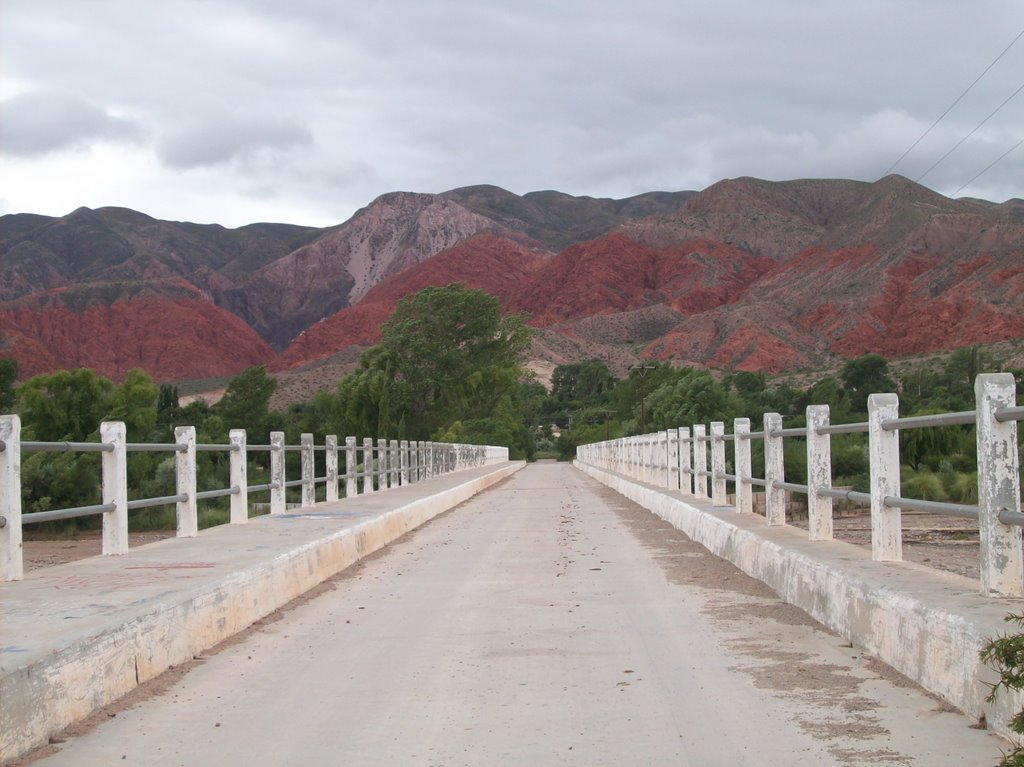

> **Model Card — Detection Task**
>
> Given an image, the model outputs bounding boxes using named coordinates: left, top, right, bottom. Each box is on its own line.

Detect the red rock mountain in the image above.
left=2, top=176, right=1022, bottom=383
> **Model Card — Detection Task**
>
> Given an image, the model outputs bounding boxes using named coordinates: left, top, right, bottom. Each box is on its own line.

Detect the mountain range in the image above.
left=1, top=176, right=1022, bottom=390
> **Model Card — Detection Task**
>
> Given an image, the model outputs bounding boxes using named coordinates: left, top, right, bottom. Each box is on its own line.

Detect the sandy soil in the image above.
left=790, top=509, right=981, bottom=581
left=22, top=532, right=175, bottom=571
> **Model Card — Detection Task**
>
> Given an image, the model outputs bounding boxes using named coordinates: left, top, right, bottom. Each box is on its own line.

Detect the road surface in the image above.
left=27, top=463, right=1002, bottom=766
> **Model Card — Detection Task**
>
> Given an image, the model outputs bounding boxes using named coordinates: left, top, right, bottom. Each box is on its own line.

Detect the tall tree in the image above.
left=17, top=368, right=115, bottom=441
left=0, top=358, right=18, bottom=413
left=840, top=354, right=896, bottom=413
left=336, top=284, right=532, bottom=440
left=214, top=366, right=278, bottom=441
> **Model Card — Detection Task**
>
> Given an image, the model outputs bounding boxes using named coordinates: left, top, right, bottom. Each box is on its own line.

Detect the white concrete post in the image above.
left=806, top=405, right=834, bottom=541
left=390, top=439, right=399, bottom=487
left=975, top=373, right=1023, bottom=597
left=410, top=441, right=419, bottom=483
left=229, top=429, right=248, bottom=524
left=668, top=429, right=679, bottom=490
left=734, top=418, right=752, bottom=514
left=659, top=431, right=669, bottom=488
left=868, top=394, right=902, bottom=562
left=378, top=438, right=388, bottom=488
left=693, top=425, right=708, bottom=499
left=679, top=428, right=692, bottom=495
left=345, top=437, right=357, bottom=497
left=763, top=413, right=785, bottom=526
left=362, top=437, right=375, bottom=494
left=0, top=415, right=23, bottom=581
left=270, top=431, right=286, bottom=514
left=102, top=421, right=129, bottom=554
left=300, top=433, right=315, bottom=508
left=710, top=421, right=727, bottom=505
left=174, top=425, right=197, bottom=538
left=325, top=435, right=339, bottom=502
left=400, top=440, right=409, bottom=486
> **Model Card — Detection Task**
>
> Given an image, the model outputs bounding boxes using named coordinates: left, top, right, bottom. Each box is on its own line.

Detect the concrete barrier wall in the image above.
left=575, top=459, right=1024, bottom=740
left=1, top=462, right=524, bottom=764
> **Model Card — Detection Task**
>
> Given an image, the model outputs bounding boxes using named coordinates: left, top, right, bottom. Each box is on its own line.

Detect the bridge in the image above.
left=1, top=374, right=1022, bottom=764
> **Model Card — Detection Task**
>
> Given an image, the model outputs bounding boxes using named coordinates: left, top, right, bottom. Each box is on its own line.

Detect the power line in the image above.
left=882, top=27, right=1024, bottom=176
left=916, top=78, right=1024, bottom=182
left=951, top=136, right=1024, bottom=197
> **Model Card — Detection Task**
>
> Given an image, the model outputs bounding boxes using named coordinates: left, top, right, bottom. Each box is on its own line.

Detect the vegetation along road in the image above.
left=28, top=463, right=1000, bottom=767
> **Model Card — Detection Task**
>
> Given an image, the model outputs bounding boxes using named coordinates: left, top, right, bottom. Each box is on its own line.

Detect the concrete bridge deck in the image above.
left=4, top=463, right=1004, bottom=766
left=1, top=460, right=522, bottom=763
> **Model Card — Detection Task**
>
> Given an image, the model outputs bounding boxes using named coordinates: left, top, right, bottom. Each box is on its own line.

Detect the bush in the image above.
left=981, top=615, right=1024, bottom=766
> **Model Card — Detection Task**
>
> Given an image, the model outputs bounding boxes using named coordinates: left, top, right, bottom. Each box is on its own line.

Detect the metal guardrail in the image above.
left=576, top=372, right=1024, bottom=598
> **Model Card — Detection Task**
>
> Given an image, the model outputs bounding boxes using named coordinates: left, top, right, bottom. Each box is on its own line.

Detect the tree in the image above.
left=550, top=360, right=615, bottom=405
left=17, top=368, right=115, bottom=441
left=340, top=284, right=533, bottom=440
left=107, top=369, right=159, bottom=440
left=840, top=355, right=896, bottom=413
left=0, top=358, right=17, bottom=412
left=156, top=383, right=182, bottom=429
left=214, top=366, right=277, bottom=441
left=642, top=368, right=739, bottom=433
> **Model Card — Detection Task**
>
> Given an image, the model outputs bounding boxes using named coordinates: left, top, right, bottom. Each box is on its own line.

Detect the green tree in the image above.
left=17, top=368, right=115, bottom=441
left=0, top=358, right=18, bottom=412
left=107, top=369, right=159, bottom=440
left=643, top=368, right=740, bottom=433
left=840, top=354, right=896, bottom=413
left=339, top=284, right=532, bottom=440
left=550, top=360, right=615, bottom=405
left=156, top=383, right=182, bottom=429
left=214, top=366, right=278, bottom=441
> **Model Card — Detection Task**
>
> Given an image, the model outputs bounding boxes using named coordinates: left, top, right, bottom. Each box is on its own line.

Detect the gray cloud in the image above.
left=0, top=91, right=141, bottom=156
left=1, top=0, right=1022, bottom=226
left=158, top=116, right=313, bottom=168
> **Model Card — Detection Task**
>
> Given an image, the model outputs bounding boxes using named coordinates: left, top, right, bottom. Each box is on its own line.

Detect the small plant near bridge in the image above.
left=981, top=614, right=1024, bottom=766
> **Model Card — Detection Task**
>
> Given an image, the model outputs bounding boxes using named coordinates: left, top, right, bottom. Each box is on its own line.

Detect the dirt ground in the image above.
left=22, top=532, right=175, bottom=570
left=790, top=509, right=981, bottom=581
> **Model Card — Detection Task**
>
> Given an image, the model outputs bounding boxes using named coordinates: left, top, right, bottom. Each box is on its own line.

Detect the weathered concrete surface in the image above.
left=575, top=458, right=1024, bottom=739
left=24, top=463, right=1002, bottom=766
left=0, top=461, right=523, bottom=764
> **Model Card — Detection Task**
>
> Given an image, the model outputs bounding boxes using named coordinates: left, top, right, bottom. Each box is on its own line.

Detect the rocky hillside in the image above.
left=2, top=176, right=1022, bottom=383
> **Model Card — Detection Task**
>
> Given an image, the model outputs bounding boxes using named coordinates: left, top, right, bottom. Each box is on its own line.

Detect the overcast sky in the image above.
left=2, top=1, right=1023, bottom=228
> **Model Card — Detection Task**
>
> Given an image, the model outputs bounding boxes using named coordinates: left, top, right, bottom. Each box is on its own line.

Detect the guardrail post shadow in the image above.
left=806, top=405, right=833, bottom=541
left=975, top=373, right=1023, bottom=596
left=103, top=421, right=130, bottom=553
left=325, top=435, right=339, bottom=502
left=868, top=394, right=902, bottom=561
left=733, top=418, right=752, bottom=513
left=710, top=421, right=727, bottom=505
left=763, top=413, right=785, bottom=525
left=300, top=433, right=315, bottom=508
left=270, top=431, right=286, bottom=513
left=345, top=437, right=358, bottom=497
left=693, top=425, right=707, bottom=499
left=229, top=429, right=248, bottom=524
left=0, top=414, right=23, bottom=580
